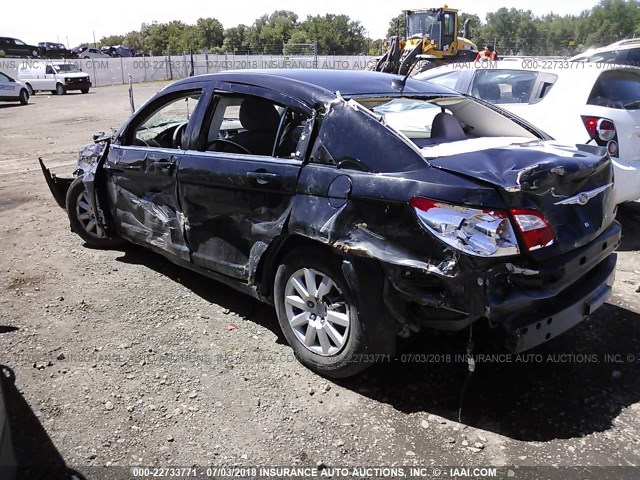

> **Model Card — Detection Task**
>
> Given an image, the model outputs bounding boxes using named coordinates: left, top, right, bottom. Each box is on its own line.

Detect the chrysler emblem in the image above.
left=554, top=183, right=613, bottom=206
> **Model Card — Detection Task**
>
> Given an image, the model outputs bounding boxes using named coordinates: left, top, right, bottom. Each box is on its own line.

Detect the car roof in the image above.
left=572, top=38, right=640, bottom=58
left=172, top=69, right=457, bottom=106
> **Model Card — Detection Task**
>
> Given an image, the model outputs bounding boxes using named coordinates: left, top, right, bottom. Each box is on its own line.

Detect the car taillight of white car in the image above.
left=411, top=197, right=555, bottom=257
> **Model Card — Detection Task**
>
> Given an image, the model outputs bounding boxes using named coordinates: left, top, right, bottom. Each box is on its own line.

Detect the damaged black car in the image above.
left=40, top=69, right=619, bottom=378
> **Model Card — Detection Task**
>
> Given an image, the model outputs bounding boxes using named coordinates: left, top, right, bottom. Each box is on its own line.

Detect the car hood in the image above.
left=428, top=139, right=616, bottom=259
left=57, top=72, right=89, bottom=79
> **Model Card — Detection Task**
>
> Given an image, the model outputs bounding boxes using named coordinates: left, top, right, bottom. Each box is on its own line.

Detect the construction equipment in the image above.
left=375, top=6, right=478, bottom=75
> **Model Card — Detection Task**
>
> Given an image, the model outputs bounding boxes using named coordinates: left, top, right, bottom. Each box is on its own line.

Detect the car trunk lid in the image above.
left=427, top=140, right=615, bottom=260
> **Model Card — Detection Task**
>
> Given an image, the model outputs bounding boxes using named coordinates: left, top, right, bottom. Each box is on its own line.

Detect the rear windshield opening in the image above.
left=347, top=96, right=540, bottom=159
left=588, top=70, right=640, bottom=109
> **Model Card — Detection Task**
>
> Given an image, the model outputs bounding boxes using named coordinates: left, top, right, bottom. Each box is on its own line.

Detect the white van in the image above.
left=18, top=61, right=91, bottom=95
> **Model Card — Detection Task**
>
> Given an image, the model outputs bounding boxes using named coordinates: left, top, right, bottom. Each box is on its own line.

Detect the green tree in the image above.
left=196, top=17, right=224, bottom=51
left=386, top=13, right=406, bottom=39
left=223, top=25, right=249, bottom=52
left=99, top=35, right=124, bottom=47
left=294, top=14, right=366, bottom=54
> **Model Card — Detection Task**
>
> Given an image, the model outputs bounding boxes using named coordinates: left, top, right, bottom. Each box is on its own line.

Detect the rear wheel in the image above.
left=18, top=89, right=28, bottom=105
left=274, top=249, right=370, bottom=378
left=66, top=176, right=124, bottom=248
left=55, top=83, right=66, bottom=95
left=81, top=88, right=89, bottom=94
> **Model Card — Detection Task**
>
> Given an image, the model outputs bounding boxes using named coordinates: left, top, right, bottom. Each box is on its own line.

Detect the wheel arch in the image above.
left=254, top=233, right=338, bottom=302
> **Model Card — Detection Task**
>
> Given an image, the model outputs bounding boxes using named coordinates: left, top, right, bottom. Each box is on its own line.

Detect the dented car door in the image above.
left=104, top=88, right=204, bottom=260
left=177, top=89, right=312, bottom=280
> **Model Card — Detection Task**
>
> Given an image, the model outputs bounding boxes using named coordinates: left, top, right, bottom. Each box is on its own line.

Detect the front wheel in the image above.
left=274, top=249, right=370, bottom=378
left=25, top=83, right=34, bottom=95
left=18, top=89, right=28, bottom=105
left=55, top=83, right=66, bottom=95
left=65, top=176, right=124, bottom=248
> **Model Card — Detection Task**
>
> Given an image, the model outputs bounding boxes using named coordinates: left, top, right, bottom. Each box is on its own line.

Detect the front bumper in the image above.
left=64, top=79, right=91, bottom=91
left=39, top=158, right=72, bottom=209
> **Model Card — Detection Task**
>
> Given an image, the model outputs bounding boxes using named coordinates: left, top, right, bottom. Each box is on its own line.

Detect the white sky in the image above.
left=2, top=0, right=599, bottom=48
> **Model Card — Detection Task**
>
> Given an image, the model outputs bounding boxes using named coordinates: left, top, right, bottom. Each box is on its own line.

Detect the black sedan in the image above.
left=40, top=69, right=619, bottom=377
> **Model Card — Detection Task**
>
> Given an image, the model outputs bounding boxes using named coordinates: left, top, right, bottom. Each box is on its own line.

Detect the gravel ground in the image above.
left=1, top=83, right=640, bottom=479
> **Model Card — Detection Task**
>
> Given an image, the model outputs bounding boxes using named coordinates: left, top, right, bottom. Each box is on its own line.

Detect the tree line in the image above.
left=92, top=0, right=640, bottom=57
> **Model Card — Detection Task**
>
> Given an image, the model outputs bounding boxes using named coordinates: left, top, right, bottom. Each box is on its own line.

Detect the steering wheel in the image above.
left=172, top=122, right=188, bottom=149
left=206, top=139, right=251, bottom=155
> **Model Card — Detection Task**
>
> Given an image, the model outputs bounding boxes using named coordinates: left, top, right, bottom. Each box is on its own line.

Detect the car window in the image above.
left=471, top=70, right=538, bottom=104
left=588, top=70, right=640, bottom=109
left=586, top=50, right=619, bottom=63
left=45, top=66, right=54, bottom=74
left=131, top=90, right=202, bottom=148
left=0, top=72, right=9, bottom=82
left=14, top=39, right=25, bottom=46
left=426, top=71, right=461, bottom=89
left=202, top=94, right=306, bottom=158
left=625, top=48, right=640, bottom=66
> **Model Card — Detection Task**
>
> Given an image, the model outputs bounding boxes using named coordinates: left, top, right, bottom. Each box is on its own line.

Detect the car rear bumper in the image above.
left=503, top=252, right=615, bottom=352
left=383, top=221, right=621, bottom=351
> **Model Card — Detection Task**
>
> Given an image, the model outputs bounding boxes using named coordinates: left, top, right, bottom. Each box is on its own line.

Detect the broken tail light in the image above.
left=510, top=209, right=555, bottom=251
left=411, top=198, right=556, bottom=256
left=410, top=197, right=519, bottom=257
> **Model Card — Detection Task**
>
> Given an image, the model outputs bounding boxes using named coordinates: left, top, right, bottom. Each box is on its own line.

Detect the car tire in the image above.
left=55, top=83, right=66, bottom=95
left=66, top=176, right=124, bottom=248
left=81, top=88, right=89, bottom=94
left=25, top=83, right=34, bottom=96
left=18, top=89, right=28, bottom=105
left=274, top=248, right=371, bottom=378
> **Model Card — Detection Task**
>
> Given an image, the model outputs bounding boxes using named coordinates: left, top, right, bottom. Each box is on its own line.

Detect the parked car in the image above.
left=0, top=71, right=29, bottom=105
left=18, top=62, right=91, bottom=95
left=0, top=37, right=39, bottom=58
left=73, top=47, right=110, bottom=59
left=38, top=42, right=72, bottom=59
left=100, top=45, right=133, bottom=57
left=39, top=70, right=619, bottom=377
left=418, top=62, right=640, bottom=204
left=570, top=38, right=640, bottom=66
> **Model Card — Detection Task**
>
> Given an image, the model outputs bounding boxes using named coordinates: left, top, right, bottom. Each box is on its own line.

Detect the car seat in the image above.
left=430, top=112, right=467, bottom=142
left=477, top=83, right=501, bottom=103
left=231, top=98, right=281, bottom=156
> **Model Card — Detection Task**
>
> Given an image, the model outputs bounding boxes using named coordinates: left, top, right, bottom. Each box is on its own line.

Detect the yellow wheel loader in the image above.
left=375, top=6, right=478, bottom=75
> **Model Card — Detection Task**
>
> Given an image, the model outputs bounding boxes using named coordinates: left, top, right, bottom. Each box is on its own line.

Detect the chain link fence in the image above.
left=0, top=54, right=377, bottom=88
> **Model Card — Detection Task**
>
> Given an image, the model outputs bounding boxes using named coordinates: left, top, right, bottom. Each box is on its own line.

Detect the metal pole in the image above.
left=128, top=74, right=135, bottom=113
left=120, top=56, right=125, bottom=84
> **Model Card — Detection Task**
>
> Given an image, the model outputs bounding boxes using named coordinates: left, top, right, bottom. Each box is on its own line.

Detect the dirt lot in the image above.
left=2, top=84, right=640, bottom=479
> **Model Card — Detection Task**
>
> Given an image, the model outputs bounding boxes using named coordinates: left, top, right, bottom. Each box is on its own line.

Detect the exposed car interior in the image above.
left=203, top=95, right=307, bottom=158
left=362, top=96, right=538, bottom=156
left=131, top=91, right=202, bottom=148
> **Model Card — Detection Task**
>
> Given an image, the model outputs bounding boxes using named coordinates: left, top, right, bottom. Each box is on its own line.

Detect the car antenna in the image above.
left=391, top=61, right=420, bottom=93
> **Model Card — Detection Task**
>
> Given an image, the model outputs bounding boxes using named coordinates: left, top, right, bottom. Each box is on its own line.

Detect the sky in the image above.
left=2, top=0, right=600, bottom=48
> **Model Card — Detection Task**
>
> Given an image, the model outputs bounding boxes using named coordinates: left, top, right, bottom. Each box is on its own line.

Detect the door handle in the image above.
left=247, top=171, right=281, bottom=185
